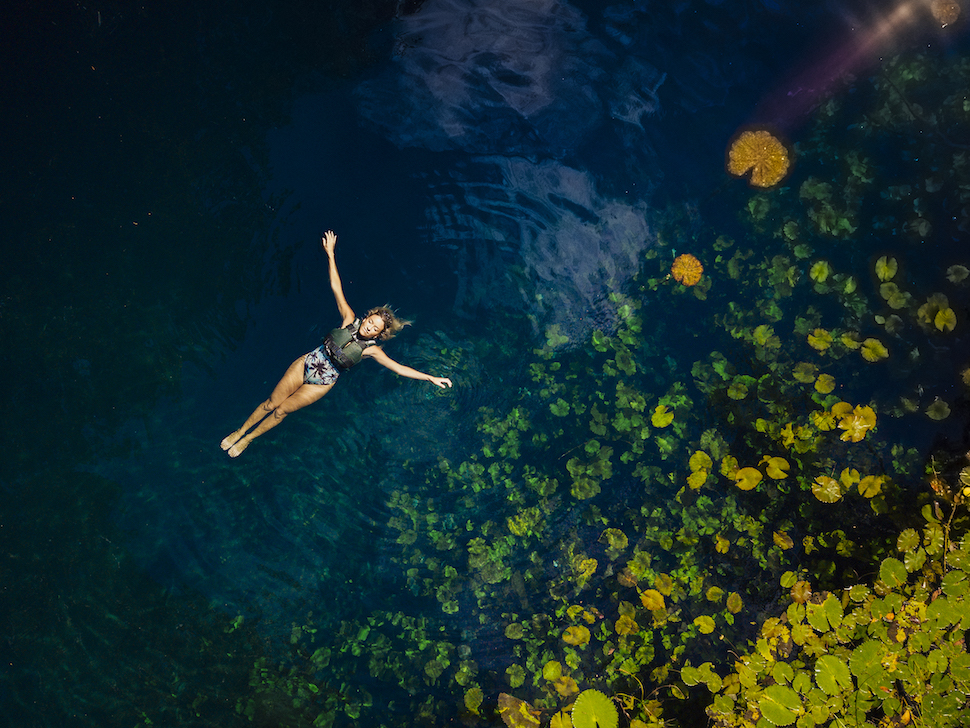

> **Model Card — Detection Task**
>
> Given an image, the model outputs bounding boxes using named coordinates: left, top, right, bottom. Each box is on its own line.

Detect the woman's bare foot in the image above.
left=228, top=437, right=251, bottom=458
left=221, top=430, right=244, bottom=451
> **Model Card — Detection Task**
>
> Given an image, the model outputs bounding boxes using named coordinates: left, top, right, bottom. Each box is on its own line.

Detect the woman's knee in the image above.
left=272, top=406, right=289, bottom=421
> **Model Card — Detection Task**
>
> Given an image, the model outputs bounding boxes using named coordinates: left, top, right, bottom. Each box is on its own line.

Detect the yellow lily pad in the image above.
left=875, top=255, right=897, bottom=281
left=762, top=456, right=790, bottom=479
left=640, top=589, right=665, bottom=611
left=808, top=328, right=833, bottom=351
left=860, top=338, right=889, bottom=362
left=926, top=400, right=951, bottom=420
left=812, top=475, right=843, bottom=503
left=815, top=374, right=836, bottom=393
left=734, top=467, right=763, bottom=491
left=810, top=261, right=832, bottom=282
left=689, top=451, right=713, bottom=471
left=651, top=405, right=674, bottom=428
left=562, top=625, right=590, bottom=646
left=935, top=306, right=956, bottom=332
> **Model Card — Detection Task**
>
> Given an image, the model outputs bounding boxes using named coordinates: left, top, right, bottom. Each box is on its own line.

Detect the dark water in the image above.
left=3, top=0, right=968, bottom=726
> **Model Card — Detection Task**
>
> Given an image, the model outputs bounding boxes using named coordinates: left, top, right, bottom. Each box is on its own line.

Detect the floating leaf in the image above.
left=720, top=456, right=739, bottom=478
left=543, top=661, right=563, bottom=681
left=773, top=531, right=794, bottom=549
left=727, top=382, right=749, bottom=400
left=790, top=581, right=812, bottom=603
left=498, top=693, right=541, bottom=728
left=465, top=687, right=485, bottom=714
left=640, top=589, right=665, bottom=611
left=726, top=592, right=743, bottom=613
left=896, top=528, right=920, bottom=552
left=734, top=467, right=763, bottom=491
left=758, top=685, right=802, bottom=726
left=554, top=676, right=580, bottom=697
left=838, top=405, right=876, bottom=443
left=814, top=374, right=835, bottom=393
left=935, top=307, right=957, bottom=332
left=614, top=614, right=638, bottom=635
left=879, top=557, right=907, bottom=588
left=849, top=641, right=888, bottom=696
left=808, top=329, right=833, bottom=351
left=812, top=476, right=843, bottom=503
left=875, top=256, right=898, bottom=281
left=947, top=265, right=969, bottom=283
left=562, top=626, right=590, bottom=646
left=651, top=405, right=674, bottom=428
left=694, top=615, right=716, bottom=634
left=727, top=130, right=791, bottom=187
left=762, top=456, right=790, bottom=479
left=572, top=689, right=619, bottom=728
left=857, top=475, right=884, bottom=498
left=841, top=331, right=862, bottom=349
left=926, top=400, right=951, bottom=421
left=815, top=655, right=852, bottom=696
left=810, top=261, right=832, bottom=283
left=687, top=470, right=708, bottom=490
left=689, top=451, right=713, bottom=472
left=792, top=362, right=818, bottom=383
left=550, top=711, right=573, bottom=728
left=860, top=339, right=889, bottom=362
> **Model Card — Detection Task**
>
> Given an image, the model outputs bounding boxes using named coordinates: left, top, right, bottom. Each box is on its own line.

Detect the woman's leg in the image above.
left=227, top=382, right=334, bottom=457
left=221, top=356, right=308, bottom=451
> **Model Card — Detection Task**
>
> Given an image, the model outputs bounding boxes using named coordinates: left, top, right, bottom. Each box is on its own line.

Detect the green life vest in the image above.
left=323, top=318, right=377, bottom=371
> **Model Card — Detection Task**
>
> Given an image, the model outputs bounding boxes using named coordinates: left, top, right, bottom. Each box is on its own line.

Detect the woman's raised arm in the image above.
left=364, top=347, right=453, bottom=388
left=322, top=230, right=355, bottom=326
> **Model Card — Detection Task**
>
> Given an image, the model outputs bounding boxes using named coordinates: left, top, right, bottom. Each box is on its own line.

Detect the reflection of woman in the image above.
left=221, top=230, right=453, bottom=457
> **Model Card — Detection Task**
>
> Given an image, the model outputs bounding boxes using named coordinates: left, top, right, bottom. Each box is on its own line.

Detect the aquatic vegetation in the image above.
left=860, top=338, right=889, bottom=362
left=727, top=130, right=791, bottom=187
left=670, top=253, right=704, bottom=286
left=223, top=46, right=970, bottom=728
left=875, top=255, right=898, bottom=281
left=572, top=689, right=618, bottom=728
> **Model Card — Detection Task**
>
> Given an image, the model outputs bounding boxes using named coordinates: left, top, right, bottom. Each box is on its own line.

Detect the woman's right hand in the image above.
left=322, top=230, right=337, bottom=256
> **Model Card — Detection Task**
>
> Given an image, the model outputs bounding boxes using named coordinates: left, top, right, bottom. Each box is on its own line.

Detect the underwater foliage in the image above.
left=222, top=46, right=970, bottom=728
left=727, top=130, right=791, bottom=188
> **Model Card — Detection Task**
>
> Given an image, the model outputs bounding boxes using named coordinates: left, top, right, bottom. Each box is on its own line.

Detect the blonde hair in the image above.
left=366, top=305, right=411, bottom=341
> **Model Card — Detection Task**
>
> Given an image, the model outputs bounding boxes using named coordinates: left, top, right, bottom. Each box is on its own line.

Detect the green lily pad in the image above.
left=758, top=685, right=802, bottom=726
left=879, top=557, right=907, bottom=588
left=572, top=689, right=618, bottom=728
left=815, top=655, right=852, bottom=695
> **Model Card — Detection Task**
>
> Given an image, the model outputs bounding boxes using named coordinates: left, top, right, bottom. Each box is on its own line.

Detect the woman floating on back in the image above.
left=221, top=230, right=453, bottom=457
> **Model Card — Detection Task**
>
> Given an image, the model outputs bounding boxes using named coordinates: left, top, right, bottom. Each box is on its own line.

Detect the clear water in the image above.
left=3, top=1, right=968, bottom=726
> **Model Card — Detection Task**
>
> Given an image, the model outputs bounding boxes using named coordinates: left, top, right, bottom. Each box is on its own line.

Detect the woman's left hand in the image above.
left=429, top=376, right=453, bottom=389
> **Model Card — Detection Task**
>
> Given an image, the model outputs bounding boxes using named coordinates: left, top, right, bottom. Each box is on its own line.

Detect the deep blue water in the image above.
left=3, top=0, right=969, bottom=726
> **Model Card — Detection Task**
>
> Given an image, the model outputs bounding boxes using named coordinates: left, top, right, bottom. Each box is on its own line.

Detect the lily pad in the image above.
left=758, top=685, right=802, bottom=726
left=875, top=256, right=898, bottom=281
left=498, top=694, right=540, bottom=728
left=572, top=689, right=618, bottom=728
left=734, top=467, right=763, bottom=491
left=815, top=655, right=852, bottom=696
left=860, top=338, right=889, bottom=362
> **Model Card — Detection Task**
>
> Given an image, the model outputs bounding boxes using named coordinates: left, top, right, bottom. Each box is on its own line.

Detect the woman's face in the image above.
left=360, top=314, right=386, bottom=339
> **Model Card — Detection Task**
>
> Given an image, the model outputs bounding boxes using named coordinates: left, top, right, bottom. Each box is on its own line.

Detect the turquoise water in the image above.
left=3, top=1, right=969, bottom=727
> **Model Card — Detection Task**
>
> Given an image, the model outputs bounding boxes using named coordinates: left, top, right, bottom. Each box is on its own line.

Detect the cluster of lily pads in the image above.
left=226, top=48, right=970, bottom=728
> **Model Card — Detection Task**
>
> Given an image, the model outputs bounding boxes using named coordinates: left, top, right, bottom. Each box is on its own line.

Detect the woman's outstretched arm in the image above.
left=364, top=347, right=453, bottom=388
left=322, top=230, right=355, bottom=326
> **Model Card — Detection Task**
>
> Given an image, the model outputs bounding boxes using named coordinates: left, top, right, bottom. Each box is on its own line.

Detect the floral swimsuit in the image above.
left=303, top=345, right=341, bottom=386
